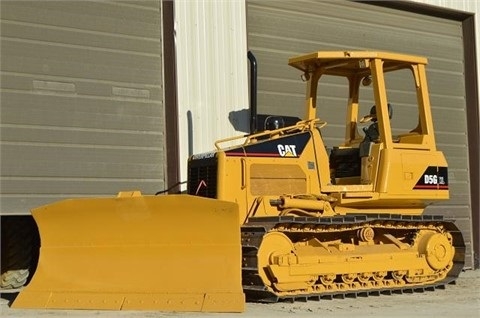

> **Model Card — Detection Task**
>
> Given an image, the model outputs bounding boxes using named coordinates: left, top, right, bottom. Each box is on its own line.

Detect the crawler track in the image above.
left=241, top=214, right=465, bottom=303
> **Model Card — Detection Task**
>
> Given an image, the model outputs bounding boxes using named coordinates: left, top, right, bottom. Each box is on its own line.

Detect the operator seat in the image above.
left=359, top=104, right=392, bottom=157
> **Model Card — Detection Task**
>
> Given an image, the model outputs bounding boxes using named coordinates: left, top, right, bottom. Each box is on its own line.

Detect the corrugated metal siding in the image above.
left=411, top=0, right=479, bottom=269
left=0, top=1, right=165, bottom=213
left=247, top=0, right=473, bottom=266
left=174, top=0, right=249, bottom=186
left=414, top=0, right=479, bottom=73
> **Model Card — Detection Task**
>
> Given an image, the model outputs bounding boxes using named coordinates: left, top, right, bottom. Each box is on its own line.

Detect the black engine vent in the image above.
left=187, top=156, right=218, bottom=198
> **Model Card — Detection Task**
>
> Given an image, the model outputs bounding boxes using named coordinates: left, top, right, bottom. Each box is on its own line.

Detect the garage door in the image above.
left=247, top=0, right=473, bottom=267
left=0, top=1, right=165, bottom=213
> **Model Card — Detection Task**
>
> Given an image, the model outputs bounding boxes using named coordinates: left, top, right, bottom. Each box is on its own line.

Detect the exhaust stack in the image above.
left=247, top=51, right=258, bottom=134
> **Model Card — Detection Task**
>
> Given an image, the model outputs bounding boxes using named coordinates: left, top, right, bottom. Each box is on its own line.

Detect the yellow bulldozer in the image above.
left=12, top=51, right=465, bottom=312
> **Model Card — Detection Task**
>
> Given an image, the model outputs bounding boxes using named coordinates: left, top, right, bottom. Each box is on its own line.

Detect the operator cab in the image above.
left=289, top=51, right=441, bottom=195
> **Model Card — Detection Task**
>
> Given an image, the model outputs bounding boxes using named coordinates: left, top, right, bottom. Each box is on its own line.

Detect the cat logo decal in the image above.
left=277, top=144, right=298, bottom=157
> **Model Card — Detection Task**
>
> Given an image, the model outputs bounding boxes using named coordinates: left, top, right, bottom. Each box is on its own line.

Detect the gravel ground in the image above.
left=1, top=270, right=479, bottom=318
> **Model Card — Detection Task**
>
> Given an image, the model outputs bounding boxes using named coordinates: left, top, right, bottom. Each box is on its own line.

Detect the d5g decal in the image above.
left=414, top=166, right=448, bottom=190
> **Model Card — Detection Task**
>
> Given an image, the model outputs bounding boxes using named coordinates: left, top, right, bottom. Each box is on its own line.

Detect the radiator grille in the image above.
left=187, top=157, right=218, bottom=198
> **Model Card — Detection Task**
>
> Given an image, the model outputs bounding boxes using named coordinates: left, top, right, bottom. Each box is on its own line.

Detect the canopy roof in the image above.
left=288, top=51, right=428, bottom=76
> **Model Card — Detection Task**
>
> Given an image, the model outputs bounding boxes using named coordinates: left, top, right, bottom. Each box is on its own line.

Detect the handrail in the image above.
left=214, top=118, right=326, bottom=150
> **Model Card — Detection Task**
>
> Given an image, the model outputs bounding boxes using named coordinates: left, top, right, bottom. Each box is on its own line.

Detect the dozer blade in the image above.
left=12, top=193, right=245, bottom=312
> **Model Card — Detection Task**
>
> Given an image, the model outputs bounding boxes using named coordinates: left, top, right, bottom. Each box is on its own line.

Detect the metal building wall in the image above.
left=412, top=0, right=479, bottom=71
left=174, top=0, right=249, bottom=186
left=246, top=0, right=474, bottom=267
left=0, top=1, right=166, bottom=214
left=413, top=0, right=480, bottom=271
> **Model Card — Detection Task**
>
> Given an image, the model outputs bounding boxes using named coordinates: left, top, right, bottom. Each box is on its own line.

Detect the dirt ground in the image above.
left=1, top=270, right=479, bottom=318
